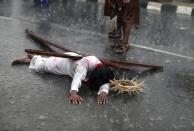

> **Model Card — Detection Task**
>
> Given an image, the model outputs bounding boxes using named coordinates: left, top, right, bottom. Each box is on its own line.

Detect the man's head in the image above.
left=89, top=66, right=114, bottom=91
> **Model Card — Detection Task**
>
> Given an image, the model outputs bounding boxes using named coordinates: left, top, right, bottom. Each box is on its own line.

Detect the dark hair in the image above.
left=89, top=66, right=114, bottom=91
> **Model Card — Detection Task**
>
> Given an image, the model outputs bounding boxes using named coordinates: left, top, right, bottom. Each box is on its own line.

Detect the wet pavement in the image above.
left=0, top=0, right=194, bottom=131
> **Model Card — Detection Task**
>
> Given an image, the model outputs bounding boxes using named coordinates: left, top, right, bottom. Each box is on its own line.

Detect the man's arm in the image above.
left=97, top=83, right=110, bottom=104
left=69, top=60, right=88, bottom=104
left=69, top=90, right=83, bottom=104
left=97, top=92, right=108, bottom=104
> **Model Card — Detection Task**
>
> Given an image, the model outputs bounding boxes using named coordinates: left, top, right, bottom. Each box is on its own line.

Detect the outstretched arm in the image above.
left=69, top=59, right=88, bottom=104
left=97, top=83, right=110, bottom=104
left=97, top=92, right=108, bottom=104
left=69, top=90, right=83, bottom=104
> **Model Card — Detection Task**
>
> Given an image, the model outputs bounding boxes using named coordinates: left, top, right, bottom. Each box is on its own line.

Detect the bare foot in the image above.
left=11, top=55, right=31, bottom=65
left=27, top=54, right=34, bottom=59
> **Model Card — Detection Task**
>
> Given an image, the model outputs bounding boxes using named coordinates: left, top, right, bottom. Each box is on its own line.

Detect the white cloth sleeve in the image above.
left=97, top=83, right=110, bottom=95
left=29, top=55, right=48, bottom=72
left=70, top=58, right=88, bottom=93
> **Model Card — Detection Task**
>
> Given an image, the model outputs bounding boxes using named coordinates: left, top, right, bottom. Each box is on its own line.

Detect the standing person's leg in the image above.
left=134, top=0, right=140, bottom=26
left=122, top=0, right=139, bottom=49
left=104, top=0, right=114, bottom=17
left=114, top=0, right=139, bottom=53
left=108, top=16, right=122, bottom=38
left=114, top=5, right=133, bottom=53
left=108, top=0, right=123, bottom=38
left=109, top=3, right=123, bottom=48
left=114, top=22, right=132, bottom=53
left=109, top=0, right=122, bottom=38
left=122, top=18, right=133, bottom=51
left=122, top=6, right=136, bottom=52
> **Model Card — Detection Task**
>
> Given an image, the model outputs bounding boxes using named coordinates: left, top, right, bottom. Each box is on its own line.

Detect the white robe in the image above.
left=29, top=52, right=110, bottom=95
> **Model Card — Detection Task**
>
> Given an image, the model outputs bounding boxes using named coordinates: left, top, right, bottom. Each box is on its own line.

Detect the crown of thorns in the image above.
left=110, top=78, right=144, bottom=95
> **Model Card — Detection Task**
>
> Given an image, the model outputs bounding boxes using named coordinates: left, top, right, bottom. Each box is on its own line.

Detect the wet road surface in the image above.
left=0, top=0, right=194, bottom=130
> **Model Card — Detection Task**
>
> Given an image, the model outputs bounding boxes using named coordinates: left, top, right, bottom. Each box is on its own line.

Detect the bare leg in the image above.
left=11, top=54, right=33, bottom=65
left=114, top=16, right=133, bottom=53
left=122, top=21, right=132, bottom=51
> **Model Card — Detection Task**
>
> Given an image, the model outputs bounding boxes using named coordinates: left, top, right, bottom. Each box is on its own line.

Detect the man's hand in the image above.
left=69, top=90, right=83, bottom=104
left=97, top=92, right=108, bottom=104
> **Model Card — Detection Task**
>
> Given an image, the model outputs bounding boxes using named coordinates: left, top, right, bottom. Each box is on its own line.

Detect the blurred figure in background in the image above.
left=104, top=0, right=140, bottom=53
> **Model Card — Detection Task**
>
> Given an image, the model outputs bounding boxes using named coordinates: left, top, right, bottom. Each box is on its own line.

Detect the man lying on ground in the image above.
left=11, top=52, right=114, bottom=105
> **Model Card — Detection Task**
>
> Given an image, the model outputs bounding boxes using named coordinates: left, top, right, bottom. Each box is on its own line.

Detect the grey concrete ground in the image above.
left=0, top=0, right=194, bottom=131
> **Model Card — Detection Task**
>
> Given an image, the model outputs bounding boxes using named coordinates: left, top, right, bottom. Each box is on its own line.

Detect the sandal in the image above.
left=110, top=43, right=120, bottom=49
left=114, top=43, right=130, bottom=53
left=108, top=33, right=121, bottom=38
